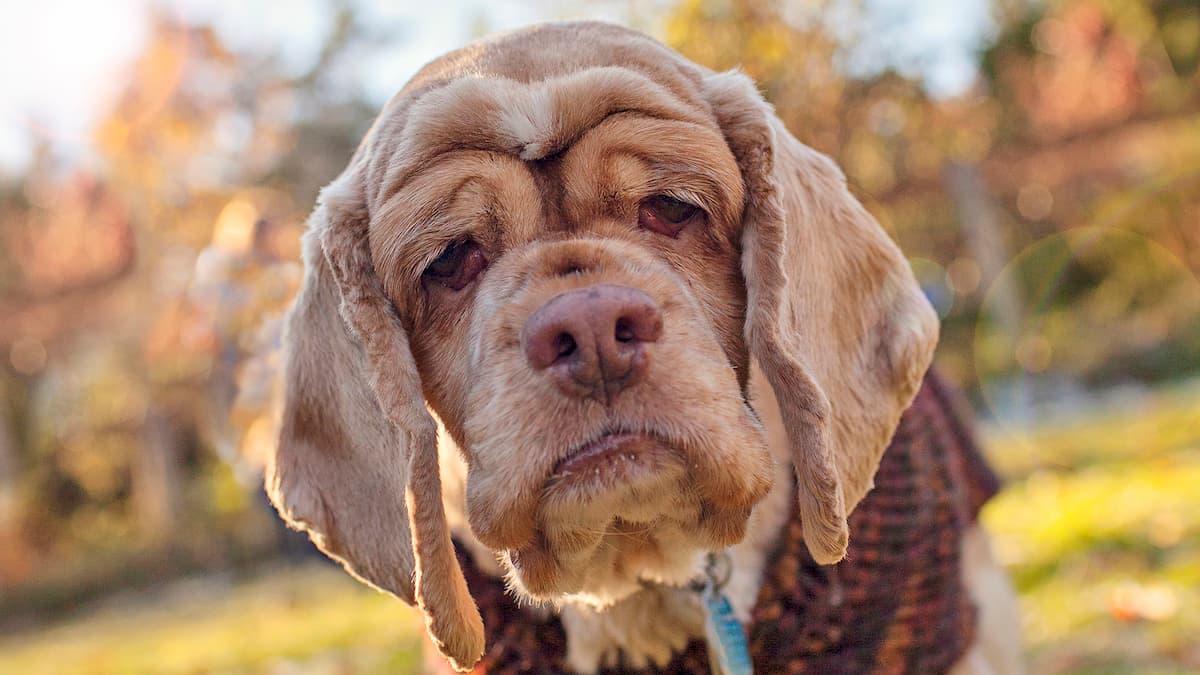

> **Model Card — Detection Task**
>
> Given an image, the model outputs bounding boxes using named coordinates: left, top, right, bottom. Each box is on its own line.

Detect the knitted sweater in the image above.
left=451, top=372, right=1000, bottom=674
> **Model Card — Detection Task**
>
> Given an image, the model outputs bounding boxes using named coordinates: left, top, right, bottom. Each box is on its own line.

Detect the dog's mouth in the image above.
left=553, top=431, right=659, bottom=474
left=544, top=430, right=681, bottom=496
left=508, top=430, right=695, bottom=599
left=495, top=420, right=771, bottom=601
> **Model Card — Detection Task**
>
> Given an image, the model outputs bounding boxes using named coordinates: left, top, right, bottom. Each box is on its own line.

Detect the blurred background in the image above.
left=0, top=0, right=1197, bottom=673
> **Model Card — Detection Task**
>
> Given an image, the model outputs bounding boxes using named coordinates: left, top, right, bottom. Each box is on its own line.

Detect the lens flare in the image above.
left=974, top=227, right=1200, bottom=442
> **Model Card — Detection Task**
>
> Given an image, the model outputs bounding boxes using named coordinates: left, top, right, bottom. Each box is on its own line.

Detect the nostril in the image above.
left=614, top=318, right=634, bottom=343
left=554, top=333, right=577, bottom=359
left=614, top=303, right=663, bottom=346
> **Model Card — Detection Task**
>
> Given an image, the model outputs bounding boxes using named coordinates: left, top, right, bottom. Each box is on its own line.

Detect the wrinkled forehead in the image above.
left=352, top=23, right=717, bottom=196
left=359, top=65, right=721, bottom=211
left=363, top=61, right=747, bottom=303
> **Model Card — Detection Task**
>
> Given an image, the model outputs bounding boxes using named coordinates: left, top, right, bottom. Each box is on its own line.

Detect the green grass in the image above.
left=0, top=563, right=424, bottom=675
left=1, top=386, right=1197, bottom=674
left=981, top=384, right=1200, bottom=674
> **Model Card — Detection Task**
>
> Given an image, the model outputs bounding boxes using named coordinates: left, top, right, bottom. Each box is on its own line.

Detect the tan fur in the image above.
left=266, top=21, right=1013, bottom=673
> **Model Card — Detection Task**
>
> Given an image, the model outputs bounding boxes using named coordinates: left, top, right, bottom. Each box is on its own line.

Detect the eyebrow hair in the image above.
left=371, top=175, right=482, bottom=299
left=369, top=66, right=713, bottom=209
left=371, top=151, right=544, bottom=305
left=560, top=117, right=745, bottom=228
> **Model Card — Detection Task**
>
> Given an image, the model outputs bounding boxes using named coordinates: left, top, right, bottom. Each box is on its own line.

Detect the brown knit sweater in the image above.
left=448, top=372, right=1000, bottom=674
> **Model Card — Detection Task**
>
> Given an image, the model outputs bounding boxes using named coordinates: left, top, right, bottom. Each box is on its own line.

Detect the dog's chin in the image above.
left=503, top=516, right=710, bottom=606
left=493, top=431, right=769, bottom=604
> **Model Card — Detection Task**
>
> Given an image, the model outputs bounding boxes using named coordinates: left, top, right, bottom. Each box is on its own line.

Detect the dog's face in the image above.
left=387, top=112, right=771, bottom=603
left=266, top=22, right=939, bottom=672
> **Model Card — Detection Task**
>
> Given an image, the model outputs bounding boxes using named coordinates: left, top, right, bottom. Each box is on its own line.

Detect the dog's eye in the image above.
left=424, top=239, right=488, bottom=291
left=638, top=195, right=704, bottom=237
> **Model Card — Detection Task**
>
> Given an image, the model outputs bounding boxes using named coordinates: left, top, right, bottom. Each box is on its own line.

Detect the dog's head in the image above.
left=265, top=22, right=938, bottom=671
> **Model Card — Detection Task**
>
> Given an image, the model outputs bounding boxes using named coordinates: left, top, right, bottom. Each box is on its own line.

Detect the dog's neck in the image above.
left=437, top=364, right=793, bottom=673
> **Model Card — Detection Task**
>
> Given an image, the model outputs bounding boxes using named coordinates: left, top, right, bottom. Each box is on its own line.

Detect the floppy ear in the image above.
left=265, top=177, right=484, bottom=671
left=705, top=72, right=939, bottom=564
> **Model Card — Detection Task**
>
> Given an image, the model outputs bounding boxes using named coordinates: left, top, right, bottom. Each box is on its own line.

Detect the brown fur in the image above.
left=266, top=22, right=949, bottom=672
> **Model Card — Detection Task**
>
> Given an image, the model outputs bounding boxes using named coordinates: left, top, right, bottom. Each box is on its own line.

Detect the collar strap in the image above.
left=699, top=550, right=753, bottom=675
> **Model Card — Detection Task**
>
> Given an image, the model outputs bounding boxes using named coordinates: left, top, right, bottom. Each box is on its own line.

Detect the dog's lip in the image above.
left=551, top=431, right=664, bottom=478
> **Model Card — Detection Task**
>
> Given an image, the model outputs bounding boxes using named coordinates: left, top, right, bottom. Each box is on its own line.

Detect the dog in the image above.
left=266, top=21, right=1023, bottom=674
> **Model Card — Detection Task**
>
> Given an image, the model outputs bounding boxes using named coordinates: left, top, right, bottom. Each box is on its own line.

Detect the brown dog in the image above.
left=267, top=22, right=1022, bottom=674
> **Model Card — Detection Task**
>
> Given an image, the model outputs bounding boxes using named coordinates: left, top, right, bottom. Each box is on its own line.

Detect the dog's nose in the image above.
left=522, top=284, right=663, bottom=400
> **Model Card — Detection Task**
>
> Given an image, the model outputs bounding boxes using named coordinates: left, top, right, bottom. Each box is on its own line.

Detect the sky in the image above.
left=0, top=0, right=993, bottom=174
left=0, top=0, right=149, bottom=170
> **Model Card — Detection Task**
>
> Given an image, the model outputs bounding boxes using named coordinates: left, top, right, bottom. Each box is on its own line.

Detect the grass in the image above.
left=1, top=385, right=1196, bottom=674
left=981, top=383, right=1200, bottom=674
left=0, top=563, right=424, bottom=675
